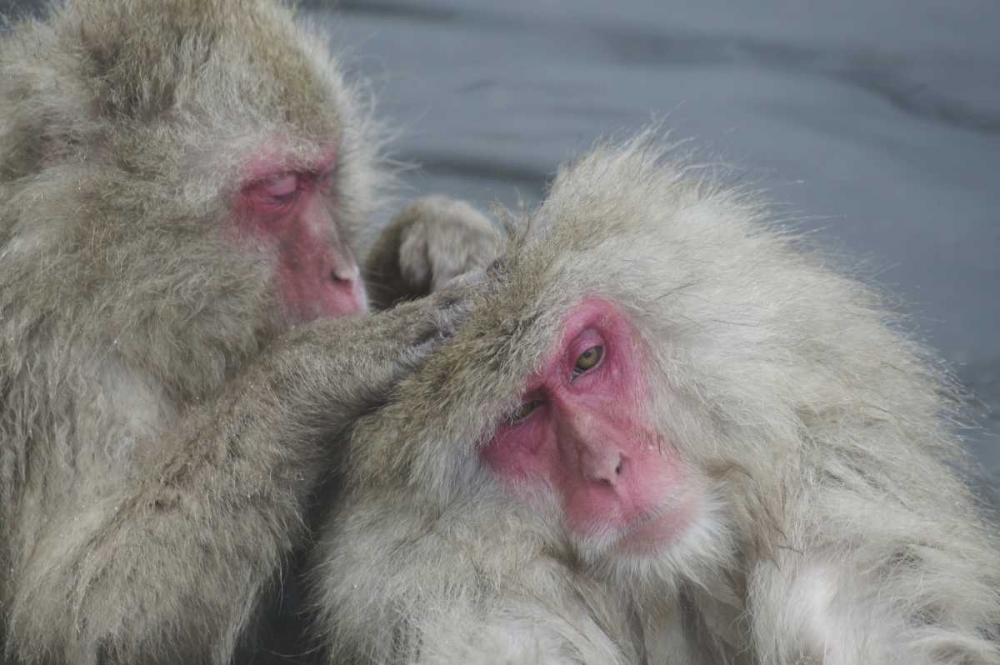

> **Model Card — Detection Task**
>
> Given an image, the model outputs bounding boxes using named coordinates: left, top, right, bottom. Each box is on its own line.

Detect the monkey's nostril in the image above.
left=614, top=459, right=624, bottom=476
left=330, top=266, right=357, bottom=283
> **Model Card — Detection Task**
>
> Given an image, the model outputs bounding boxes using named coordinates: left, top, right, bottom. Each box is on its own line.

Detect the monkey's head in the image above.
left=1, top=0, right=375, bottom=334
left=343, top=135, right=948, bottom=591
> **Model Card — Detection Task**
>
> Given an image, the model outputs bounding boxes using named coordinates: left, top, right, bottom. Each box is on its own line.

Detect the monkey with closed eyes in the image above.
left=311, top=135, right=1000, bottom=665
left=0, top=0, right=498, bottom=663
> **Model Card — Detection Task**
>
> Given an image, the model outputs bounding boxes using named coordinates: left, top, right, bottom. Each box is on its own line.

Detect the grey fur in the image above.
left=366, top=196, right=501, bottom=309
left=0, top=1, right=495, bottom=663
left=311, top=134, right=1000, bottom=664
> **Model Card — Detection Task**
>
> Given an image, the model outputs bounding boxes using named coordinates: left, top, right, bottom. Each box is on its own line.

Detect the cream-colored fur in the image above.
left=312, top=134, right=1000, bottom=664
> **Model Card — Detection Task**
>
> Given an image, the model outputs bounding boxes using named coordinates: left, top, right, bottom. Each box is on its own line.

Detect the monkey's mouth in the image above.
left=615, top=501, right=693, bottom=556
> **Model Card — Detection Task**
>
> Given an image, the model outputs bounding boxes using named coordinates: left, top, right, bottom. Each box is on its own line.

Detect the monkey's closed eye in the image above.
left=256, top=172, right=300, bottom=205
left=573, top=346, right=603, bottom=376
left=508, top=399, right=544, bottom=424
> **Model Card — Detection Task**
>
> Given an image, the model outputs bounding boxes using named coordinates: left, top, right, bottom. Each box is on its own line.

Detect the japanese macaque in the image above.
left=0, top=1, right=496, bottom=663
left=311, top=136, right=1000, bottom=664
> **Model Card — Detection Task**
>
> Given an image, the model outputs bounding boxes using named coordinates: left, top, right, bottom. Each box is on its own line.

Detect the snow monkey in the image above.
left=0, top=0, right=498, bottom=663
left=311, top=136, right=1000, bottom=665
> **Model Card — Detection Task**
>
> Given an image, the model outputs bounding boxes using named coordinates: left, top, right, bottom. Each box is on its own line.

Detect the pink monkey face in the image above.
left=234, top=150, right=367, bottom=322
left=481, top=299, right=696, bottom=556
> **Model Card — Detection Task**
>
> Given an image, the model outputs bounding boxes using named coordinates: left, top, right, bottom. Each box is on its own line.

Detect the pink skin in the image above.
left=482, top=299, right=694, bottom=556
left=234, top=150, right=367, bottom=321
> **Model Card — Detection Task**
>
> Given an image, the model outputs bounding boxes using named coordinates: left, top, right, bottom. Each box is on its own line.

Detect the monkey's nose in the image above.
left=581, top=450, right=626, bottom=487
left=322, top=263, right=368, bottom=316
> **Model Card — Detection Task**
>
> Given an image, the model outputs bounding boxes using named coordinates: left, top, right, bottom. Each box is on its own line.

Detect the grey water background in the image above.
left=3, top=0, right=997, bottom=491
left=309, top=0, right=1000, bottom=494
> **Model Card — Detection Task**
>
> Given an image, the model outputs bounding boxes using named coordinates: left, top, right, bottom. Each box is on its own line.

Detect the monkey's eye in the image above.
left=507, top=399, right=544, bottom=424
left=258, top=172, right=300, bottom=204
left=572, top=346, right=603, bottom=376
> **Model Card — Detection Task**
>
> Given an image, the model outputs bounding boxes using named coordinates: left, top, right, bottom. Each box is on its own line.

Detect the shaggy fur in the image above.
left=0, top=1, right=495, bottom=663
left=311, top=135, right=1000, bottom=664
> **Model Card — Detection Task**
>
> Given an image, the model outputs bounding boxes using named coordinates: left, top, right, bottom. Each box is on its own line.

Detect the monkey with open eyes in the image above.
left=310, top=135, right=1000, bottom=664
left=0, top=1, right=498, bottom=663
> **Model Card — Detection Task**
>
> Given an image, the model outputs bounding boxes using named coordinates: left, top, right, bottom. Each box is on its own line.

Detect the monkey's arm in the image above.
left=365, top=196, right=501, bottom=309
left=742, top=510, right=1000, bottom=665
left=744, top=553, right=927, bottom=664
left=4, top=295, right=463, bottom=665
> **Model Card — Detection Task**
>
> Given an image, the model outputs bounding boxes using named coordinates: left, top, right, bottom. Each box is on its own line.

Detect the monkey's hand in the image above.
left=269, top=282, right=477, bottom=438
left=365, top=195, right=501, bottom=309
